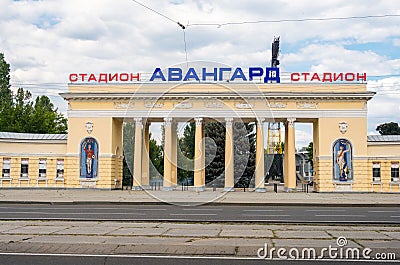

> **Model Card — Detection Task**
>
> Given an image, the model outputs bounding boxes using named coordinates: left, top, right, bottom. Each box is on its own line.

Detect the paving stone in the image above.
left=381, top=232, right=400, bottom=240
left=102, top=222, right=161, bottom=228
left=114, top=244, right=180, bottom=254
left=274, top=230, right=331, bottom=239
left=236, top=245, right=263, bottom=257
left=5, top=225, right=70, bottom=235
left=273, top=238, right=361, bottom=248
left=0, top=225, right=26, bottom=233
left=0, top=221, right=43, bottom=226
left=0, top=218, right=399, bottom=258
left=0, top=234, right=35, bottom=243
left=163, top=228, right=220, bottom=237
left=174, top=245, right=236, bottom=255
left=355, top=240, right=400, bottom=249
left=103, top=236, right=191, bottom=245
left=51, top=221, right=101, bottom=227
left=222, top=224, right=285, bottom=231
left=53, top=226, right=119, bottom=235
left=190, top=238, right=272, bottom=247
left=353, top=226, right=400, bottom=231
left=158, top=223, right=223, bottom=230
left=282, top=225, right=356, bottom=231
left=328, top=230, right=391, bottom=240
left=107, top=227, right=169, bottom=236
left=80, top=244, right=119, bottom=254
left=220, top=229, right=273, bottom=238
left=320, top=226, right=399, bottom=232
left=26, top=235, right=108, bottom=244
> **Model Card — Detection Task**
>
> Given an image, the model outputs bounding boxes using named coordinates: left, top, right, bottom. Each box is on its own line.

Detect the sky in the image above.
left=0, top=0, right=400, bottom=148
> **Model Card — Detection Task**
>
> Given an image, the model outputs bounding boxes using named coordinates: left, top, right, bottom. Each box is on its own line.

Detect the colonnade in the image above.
left=131, top=117, right=297, bottom=191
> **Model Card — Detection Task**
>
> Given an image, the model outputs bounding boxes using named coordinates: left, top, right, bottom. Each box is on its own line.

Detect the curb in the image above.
left=0, top=200, right=399, bottom=207
left=0, top=217, right=399, bottom=225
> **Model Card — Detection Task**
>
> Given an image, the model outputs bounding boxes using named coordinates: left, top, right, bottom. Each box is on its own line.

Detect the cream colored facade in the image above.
left=0, top=82, right=399, bottom=192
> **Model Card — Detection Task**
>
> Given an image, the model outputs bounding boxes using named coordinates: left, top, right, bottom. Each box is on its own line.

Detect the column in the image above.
left=284, top=118, right=296, bottom=191
left=193, top=118, right=205, bottom=191
left=171, top=121, right=178, bottom=186
left=163, top=117, right=173, bottom=190
left=255, top=119, right=266, bottom=192
left=132, top=117, right=143, bottom=190
left=224, top=118, right=235, bottom=191
left=141, top=121, right=150, bottom=189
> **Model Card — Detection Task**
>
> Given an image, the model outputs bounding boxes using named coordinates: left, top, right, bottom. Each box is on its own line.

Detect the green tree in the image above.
left=204, top=122, right=225, bottom=187
left=0, top=53, right=14, bottom=131
left=234, top=122, right=256, bottom=188
left=376, top=122, right=400, bottom=135
left=177, top=122, right=195, bottom=184
left=306, top=142, right=313, bottom=167
left=149, top=135, right=163, bottom=178
left=0, top=52, right=67, bottom=133
left=10, top=88, right=33, bottom=132
left=122, top=122, right=134, bottom=187
left=29, top=95, right=67, bottom=133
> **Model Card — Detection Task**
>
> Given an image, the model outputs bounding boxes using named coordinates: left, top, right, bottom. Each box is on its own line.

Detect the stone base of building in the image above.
left=80, top=179, right=97, bottom=189
left=190, top=186, right=205, bottom=192
left=284, top=187, right=296, bottom=192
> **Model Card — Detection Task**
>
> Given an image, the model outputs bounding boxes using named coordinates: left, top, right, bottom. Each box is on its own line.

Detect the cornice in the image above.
left=60, top=91, right=375, bottom=101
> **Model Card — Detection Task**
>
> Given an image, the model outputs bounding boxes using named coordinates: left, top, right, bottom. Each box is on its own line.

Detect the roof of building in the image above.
left=0, top=132, right=67, bottom=141
left=367, top=135, right=400, bottom=142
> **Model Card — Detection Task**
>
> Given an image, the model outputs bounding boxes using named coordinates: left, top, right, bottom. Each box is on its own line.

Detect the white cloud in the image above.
left=284, top=44, right=400, bottom=75
left=0, top=0, right=400, bottom=136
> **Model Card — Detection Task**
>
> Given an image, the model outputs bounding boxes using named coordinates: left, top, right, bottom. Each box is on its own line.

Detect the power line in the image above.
left=131, top=0, right=176, bottom=24
left=188, top=14, right=400, bottom=28
left=131, top=0, right=189, bottom=67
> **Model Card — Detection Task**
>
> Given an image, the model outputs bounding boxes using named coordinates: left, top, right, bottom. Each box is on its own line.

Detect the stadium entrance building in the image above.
left=1, top=81, right=400, bottom=192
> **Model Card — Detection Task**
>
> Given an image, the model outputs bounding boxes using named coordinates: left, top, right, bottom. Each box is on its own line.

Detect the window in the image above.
left=21, top=158, right=29, bottom=178
left=2, top=158, right=11, bottom=178
left=39, top=159, right=47, bottom=178
left=372, top=162, right=381, bottom=182
left=56, top=159, right=64, bottom=179
left=391, top=162, right=399, bottom=182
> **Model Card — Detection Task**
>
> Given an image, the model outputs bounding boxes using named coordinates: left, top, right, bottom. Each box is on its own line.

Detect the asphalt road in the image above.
left=0, top=204, right=399, bottom=223
left=0, top=253, right=396, bottom=265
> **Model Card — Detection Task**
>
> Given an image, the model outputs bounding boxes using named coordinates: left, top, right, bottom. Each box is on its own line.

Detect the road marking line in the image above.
left=390, top=216, right=400, bottom=218
left=0, top=207, right=168, bottom=210
left=315, top=215, right=365, bottom=217
left=305, top=209, right=346, bottom=212
left=0, top=252, right=397, bottom=262
left=129, top=209, right=167, bottom=211
left=0, top=212, right=146, bottom=215
left=369, top=211, right=400, bottom=213
left=243, top=209, right=284, bottom=212
left=0, top=252, right=260, bottom=260
left=169, top=213, right=217, bottom=216
left=242, top=214, right=290, bottom=217
left=181, top=208, right=222, bottom=211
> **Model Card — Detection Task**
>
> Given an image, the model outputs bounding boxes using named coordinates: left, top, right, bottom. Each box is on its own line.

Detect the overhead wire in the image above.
left=8, top=2, right=400, bottom=93
left=131, top=0, right=176, bottom=24
left=188, top=14, right=400, bottom=28
left=131, top=0, right=189, bottom=68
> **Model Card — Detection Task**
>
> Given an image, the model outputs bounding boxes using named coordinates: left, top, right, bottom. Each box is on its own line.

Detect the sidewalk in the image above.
left=0, top=189, right=399, bottom=206
left=0, top=220, right=399, bottom=258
